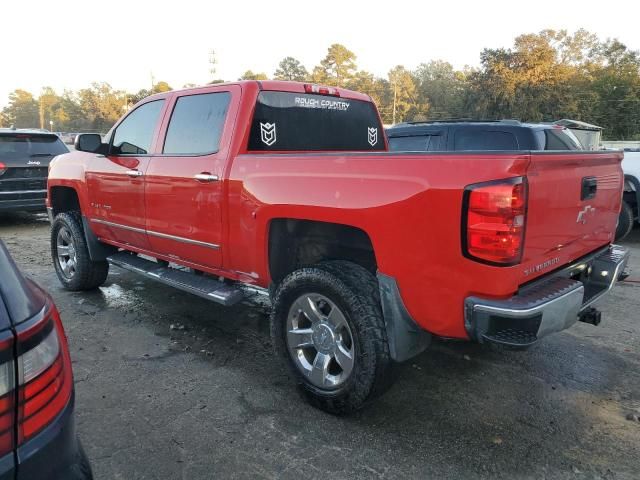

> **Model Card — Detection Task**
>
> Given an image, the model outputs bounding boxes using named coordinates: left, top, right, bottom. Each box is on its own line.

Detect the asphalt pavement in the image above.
left=0, top=212, right=638, bottom=480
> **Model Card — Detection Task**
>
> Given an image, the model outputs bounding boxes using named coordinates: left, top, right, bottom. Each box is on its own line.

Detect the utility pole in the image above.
left=208, top=49, right=217, bottom=82
left=392, top=81, right=397, bottom=125
left=150, top=72, right=155, bottom=91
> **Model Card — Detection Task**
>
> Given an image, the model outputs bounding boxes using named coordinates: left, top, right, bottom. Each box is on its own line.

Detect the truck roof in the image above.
left=143, top=80, right=373, bottom=103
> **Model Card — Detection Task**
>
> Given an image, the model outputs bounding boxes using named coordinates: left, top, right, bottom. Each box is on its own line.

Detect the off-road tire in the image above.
left=615, top=200, right=634, bottom=242
left=51, top=211, right=109, bottom=291
left=271, top=260, right=393, bottom=414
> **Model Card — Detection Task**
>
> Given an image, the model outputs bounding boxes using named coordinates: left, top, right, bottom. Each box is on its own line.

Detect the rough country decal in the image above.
left=294, top=97, right=350, bottom=111
left=260, top=122, right=277, bottom=146
left=368, top=127, right=378, bottom=146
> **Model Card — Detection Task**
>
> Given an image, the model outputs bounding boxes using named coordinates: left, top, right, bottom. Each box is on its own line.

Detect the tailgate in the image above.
left=523, top=151, right=623, bottom=279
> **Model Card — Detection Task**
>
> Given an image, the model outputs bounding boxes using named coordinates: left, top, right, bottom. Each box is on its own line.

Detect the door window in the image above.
left=163, top=92, right=231, bottom=155
left=111, top=100, right=164, bottom=155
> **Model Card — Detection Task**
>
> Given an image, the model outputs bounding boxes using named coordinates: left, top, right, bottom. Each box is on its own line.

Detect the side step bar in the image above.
left=107, top=252, right=244, bottom=306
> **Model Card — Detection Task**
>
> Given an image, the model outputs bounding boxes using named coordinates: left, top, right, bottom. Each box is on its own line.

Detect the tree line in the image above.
left=2, top=29, right=639, bottom=139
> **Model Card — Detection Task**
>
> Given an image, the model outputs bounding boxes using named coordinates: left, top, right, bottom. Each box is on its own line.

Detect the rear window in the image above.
left=0, top=134, right=68, bottom=159
left=454, top=130, right=518, bottom=151
left=388, top=133, right=445, bottom=152
left=537, top=128, right=582, bottom=150
left=248, top=91, right=384, bottom=151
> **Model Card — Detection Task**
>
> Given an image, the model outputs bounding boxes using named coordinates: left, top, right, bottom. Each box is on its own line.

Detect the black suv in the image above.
left=0, top=129, right=69, bottom=212
left=386, top=120, right=583, bottom=152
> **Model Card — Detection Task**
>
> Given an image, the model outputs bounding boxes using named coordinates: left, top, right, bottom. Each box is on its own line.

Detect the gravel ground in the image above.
left=1, top=212, right=639, bottom=480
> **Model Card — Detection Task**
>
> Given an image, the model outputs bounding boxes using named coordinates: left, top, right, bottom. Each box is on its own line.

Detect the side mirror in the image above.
left=75, top=134, right=105, bottom=153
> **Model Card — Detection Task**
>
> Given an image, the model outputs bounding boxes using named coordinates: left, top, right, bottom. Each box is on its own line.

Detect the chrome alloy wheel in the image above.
left=56, top=227, right=77, bottom=279
left=286, top=293, right=355, bottom=389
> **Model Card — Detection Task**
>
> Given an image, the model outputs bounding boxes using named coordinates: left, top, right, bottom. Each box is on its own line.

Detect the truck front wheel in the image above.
left=51, top=212, right=109, bottom=291
left=271, top=261, right=393, bottom=414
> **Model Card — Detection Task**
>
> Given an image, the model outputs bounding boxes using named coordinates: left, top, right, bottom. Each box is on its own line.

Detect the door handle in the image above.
left=126, top=170, right=143, bottom=178
left=194, top=173, right=219, bottom=182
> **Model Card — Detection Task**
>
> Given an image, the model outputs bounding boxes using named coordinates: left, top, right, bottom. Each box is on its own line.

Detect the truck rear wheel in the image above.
left=271, top=261, right=393, bottom=414
left=51, top=212, right=109, bottom=291
left=615, top=200, right=634, bottom=241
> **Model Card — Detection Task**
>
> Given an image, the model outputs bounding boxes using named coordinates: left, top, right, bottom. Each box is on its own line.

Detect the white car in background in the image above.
left=620, top=150, right=640, bottom=239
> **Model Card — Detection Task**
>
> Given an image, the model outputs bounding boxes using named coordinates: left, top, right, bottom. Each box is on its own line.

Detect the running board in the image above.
left=107, top=252, right=244, bottom=306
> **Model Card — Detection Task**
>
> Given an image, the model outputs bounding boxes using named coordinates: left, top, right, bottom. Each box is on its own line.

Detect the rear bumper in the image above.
left=464, top=245, right=630, bottom=347
left=0, top=190, right=47, bottom=212
left=16, top=392, right=92, bottom=480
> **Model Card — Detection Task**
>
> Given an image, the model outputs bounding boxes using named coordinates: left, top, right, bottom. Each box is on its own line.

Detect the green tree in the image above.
left=414, top=61, right=467, bottom=119
left=128, top=81, right=173, bottom=107
left=386, top=66, right=427, bottom=124
left=78, top=82, right=127, bottom=132
left=152, top=81, right=172, bottom=93
left=590, top=39, right=640, bottom=139
left=1, top=89, right=39, bottom=128
left=312, top=44, right=357, bottom=87
left=274, top=56, right=308, bottom=81
left=239, top=70, right=268, bottom=80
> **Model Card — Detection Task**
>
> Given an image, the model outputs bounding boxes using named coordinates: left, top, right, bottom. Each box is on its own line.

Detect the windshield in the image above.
left=0, top=134, right=69, bottom=159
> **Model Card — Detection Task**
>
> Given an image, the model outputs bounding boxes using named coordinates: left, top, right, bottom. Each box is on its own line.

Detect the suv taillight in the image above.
left=0, top=162, right=6, bottom=176
left=0, top=333, right=16, bottom=457
left=14, top=304, right=72, bottom=445
left=462, top=177, right=528, bottom=266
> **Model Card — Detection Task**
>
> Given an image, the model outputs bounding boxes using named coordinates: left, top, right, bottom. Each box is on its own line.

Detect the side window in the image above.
left=426, top=134, right=445, bottom=151
left=543, top=129, right=582, bottom=150
left=111, top=100, right=164, bottom=155
left=454, top=130, right=518, bottom=151
left=388, top=136, right=428, bottom=152
left=163, top=92, right=231, bottom=155
left=388, top=134, right=445, bottom=152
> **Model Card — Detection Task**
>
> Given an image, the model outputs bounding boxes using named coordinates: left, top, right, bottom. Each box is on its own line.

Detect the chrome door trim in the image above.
left=90, top=218, right=220, bottom=250
left=91, top=218, right=145, bottom=234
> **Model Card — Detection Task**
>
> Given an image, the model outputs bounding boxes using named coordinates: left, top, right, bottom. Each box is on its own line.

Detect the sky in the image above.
left=1, top=0, right=639, bottom=108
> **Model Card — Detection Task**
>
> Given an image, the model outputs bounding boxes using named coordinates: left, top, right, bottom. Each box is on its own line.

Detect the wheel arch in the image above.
left=267, top=218, right=377, bottom=286
left=48, top=185, right=115, bottom=261
left=49, top=185, right=81, bottom=216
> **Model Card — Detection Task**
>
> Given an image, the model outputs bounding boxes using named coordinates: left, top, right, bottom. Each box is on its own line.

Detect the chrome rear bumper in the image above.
left=464, top=245, right=630, bottom=347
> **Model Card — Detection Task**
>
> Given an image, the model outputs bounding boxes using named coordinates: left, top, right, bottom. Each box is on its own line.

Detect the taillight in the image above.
left=462, top=177, right=528, bottom=266
left=304, top=84, right=341, bottom=96
left=15, top=304, right=73, bottom=444
left=0, top=162, right=6, bottom=176
left=0, top=333, right=15, bottom=457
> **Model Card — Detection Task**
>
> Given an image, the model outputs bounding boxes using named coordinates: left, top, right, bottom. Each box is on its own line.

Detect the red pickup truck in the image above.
left=46, top=81, right=629, bottom=413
